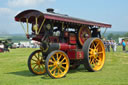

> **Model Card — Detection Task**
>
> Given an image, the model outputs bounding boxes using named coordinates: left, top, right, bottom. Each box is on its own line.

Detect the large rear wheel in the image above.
left=45, top=50, right=70, bottom=79
left=78, top=26, right=91, bottom=46
left=28, top=50, right=46, bottom=75
left=83, top=38, right=105, bottom=72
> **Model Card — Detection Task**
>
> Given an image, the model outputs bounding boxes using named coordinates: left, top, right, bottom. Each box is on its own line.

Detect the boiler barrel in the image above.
left=48, top=43, right=76, bottom=52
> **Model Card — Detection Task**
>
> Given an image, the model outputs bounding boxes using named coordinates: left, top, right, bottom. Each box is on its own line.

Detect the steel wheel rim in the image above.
left=89, top=39, right=105, bottom=71
left=48, top=52, right=69, bottom=78
left=78, top=26, right=91, bottom=46
left=30, top=51, right=46, bottom=74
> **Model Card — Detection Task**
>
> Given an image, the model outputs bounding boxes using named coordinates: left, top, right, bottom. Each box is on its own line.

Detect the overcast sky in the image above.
left=0, top=0, right=128, bottom=34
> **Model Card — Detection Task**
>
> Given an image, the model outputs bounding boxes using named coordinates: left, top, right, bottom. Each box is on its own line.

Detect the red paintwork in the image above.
left=32, top=35, right=43, bottom=42
left=67, top=50, right=84, bottom=60
left=15, top=18, right=19, bottom=21
left=59, top=43, right=76, bottom=51
left=69, top=40, right=76, bottom=45
left=15, top=9, right=112, bottom=60
left=76, top=51, right=84, bottom=59
left=67, top=50, right=76, bottom=59
left=69, top=33, right=76, bottom=44
left=49, top=36, right=59, bottom=43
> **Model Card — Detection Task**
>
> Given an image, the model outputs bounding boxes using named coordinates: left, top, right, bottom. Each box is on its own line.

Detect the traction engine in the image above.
left=15, top=9, right=111, bottom=78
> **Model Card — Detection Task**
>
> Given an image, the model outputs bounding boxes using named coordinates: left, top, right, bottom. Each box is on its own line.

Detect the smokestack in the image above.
left=46, top=8, right=55, bottom=13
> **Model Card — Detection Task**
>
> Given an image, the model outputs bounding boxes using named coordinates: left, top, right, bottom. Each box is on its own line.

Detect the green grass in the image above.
left=0, top=46, right=128, bottom=85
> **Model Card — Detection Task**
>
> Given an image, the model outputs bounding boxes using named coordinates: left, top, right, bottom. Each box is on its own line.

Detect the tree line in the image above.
left=104, top=32, right=128, bottom=43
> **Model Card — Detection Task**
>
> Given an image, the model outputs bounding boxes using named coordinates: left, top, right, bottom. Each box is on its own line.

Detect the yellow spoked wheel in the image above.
left=28, top=50, right=46, bottom=75
left=45, top=50, right=70, bottom=79
left=78, top=26, right=91, bottom=46
left=83, top=38, right=105, bottom=72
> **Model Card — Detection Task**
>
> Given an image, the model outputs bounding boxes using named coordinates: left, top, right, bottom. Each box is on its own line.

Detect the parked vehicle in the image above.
left=15, top=9, right=111, bottom=78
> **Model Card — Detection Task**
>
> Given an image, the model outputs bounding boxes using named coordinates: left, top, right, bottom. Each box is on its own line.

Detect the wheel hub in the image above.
left=36, top=61, right=41, bottom=65
left=54, top=61, right=61, bottom=67
left=92, top=49, right=98, bottom=57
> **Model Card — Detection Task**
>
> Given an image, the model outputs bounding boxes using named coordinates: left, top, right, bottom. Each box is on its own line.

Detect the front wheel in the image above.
left=83, top=38, right=105, bottom=72
left=28, top=50, right=46, bottom=75
left=45, top=50, right=70, bottom=79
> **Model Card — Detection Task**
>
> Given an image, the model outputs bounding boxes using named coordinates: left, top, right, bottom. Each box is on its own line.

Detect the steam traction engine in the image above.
left=15, top=9, right=111, bottom=78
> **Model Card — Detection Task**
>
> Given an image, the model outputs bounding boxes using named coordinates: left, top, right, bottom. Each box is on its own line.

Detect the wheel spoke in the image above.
left=58, top=54, right=62, bottom=61
left=89, top=56, right=93, bottom=63
left=97, top=60, right=102, bottom=65
left=51, top=56, right=56, bottom=61
left=58, top=68, right=63, bottom=73
left=62, top=62, right=67, bottom=64
left=33, top=64, right=38, bottom=69
left=53, top=69, right=56, bottom=75
left=89, top=54, right=93, bottom=58
left=41, top=64, right=45, bottom=69
left=38, top=65, right=42, bottom=72
left=93, top=61, right=96, bottom=67
left=38, top=52, right=42, bottom=60
left=40, top=57, right=44, bottom=62
left=95, top=42, right=100, bottom=48
left=89, top=48, right=93, bottom=51
left=60, top=58, right=66, bottom=63
left=31, top=63, right=37, bottom=65
left=90, top=58, right=94, bottom=64
left=35, top=54, right=39, bottom=60
left=31, top=59, right=37, bottom=62
left=50, top=66, right=57, bottom=72
left=38, top=52, right=41, bottom=57
left=61, top=65, right=66, bottom=69
left=95, top=58, right=99, bottom=62
left=48, top=64, right=55, bottom=67
left=49, top=59, right=54, bottom=63
left=94, top=58, right=97, bottom=63
left=97, top=51, right=103, bottom=54
left=91, top=42, right=96, bottom=48
left=89, top=49, right=93, bottom=54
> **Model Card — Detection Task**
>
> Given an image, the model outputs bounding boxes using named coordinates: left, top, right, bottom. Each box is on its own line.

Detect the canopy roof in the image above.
left=15, top=9, right=111, bottom=28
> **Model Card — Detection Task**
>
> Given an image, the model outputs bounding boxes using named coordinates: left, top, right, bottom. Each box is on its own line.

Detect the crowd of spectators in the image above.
left=103, top=39, right=117, bottom=52
left=103, top=39, right=127, bottom=52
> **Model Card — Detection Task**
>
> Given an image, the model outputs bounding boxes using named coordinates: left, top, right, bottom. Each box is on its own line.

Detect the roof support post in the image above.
left=38, top=18, right=46, bottom=34
left=62, top=22, right=64, bottom=31
left=20, top=21, right=27, bottom=34
left=35, top=17, right=38, bottom=35
left=102, top=28, right=107, bottom=38
left=26, top=18, right=29, bottom=34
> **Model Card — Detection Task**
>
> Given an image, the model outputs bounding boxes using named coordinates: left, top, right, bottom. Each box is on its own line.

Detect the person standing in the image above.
left=106, top=40, right=110, bottom=52
left=91, top=28, right=101, bottom=39
left=110, top=40, right=114, bottom=52
left=113, top=40, right=117, bottom=52
left=103, top=39, right=107, bottom=51
left=122, top=39, right=126, bottom=51
left=3, top=41, right=9, bottom=52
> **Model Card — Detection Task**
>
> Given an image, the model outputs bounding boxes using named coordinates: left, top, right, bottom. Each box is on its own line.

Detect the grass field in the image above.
left=0, top=46, right=128, bottom=85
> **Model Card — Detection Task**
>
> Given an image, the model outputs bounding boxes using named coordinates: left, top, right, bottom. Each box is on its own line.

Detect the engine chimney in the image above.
left=46, top=8, right=54, bottom=13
